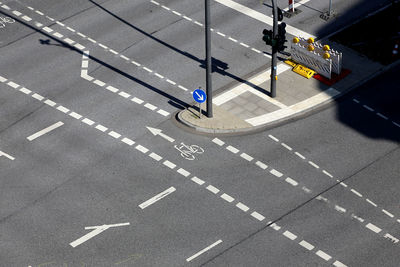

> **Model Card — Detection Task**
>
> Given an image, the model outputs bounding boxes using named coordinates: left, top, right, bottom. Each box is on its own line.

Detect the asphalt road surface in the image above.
left=0, top=0, right=398, bottom=266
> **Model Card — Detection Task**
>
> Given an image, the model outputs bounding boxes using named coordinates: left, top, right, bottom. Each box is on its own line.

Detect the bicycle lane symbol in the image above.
left=174, top=142, right=204, bottom=160
left=0, top=16, right=15, bottom=29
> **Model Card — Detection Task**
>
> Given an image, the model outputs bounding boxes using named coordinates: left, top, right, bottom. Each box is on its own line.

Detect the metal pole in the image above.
left=205, top=0, right=213, bottom=118
left=328, top=0, right=332, bottom=16
left=270, top=0, right=278, bottom=98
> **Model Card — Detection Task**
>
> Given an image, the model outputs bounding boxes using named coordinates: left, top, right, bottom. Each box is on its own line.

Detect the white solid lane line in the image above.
left=0, top=150, right=15, bottom=160
left=186, top=240, right=222, bottom=262
left=27, top=121, right=64, bottom=141
left=214, top=0, right=315, bottom=39
left=139, top=187, right=176, bottom=209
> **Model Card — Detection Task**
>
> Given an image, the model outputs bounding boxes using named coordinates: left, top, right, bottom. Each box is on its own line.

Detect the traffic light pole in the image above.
left=270, top=0, right=278, bottom=98
left=205, top=0, right=213, bottom=118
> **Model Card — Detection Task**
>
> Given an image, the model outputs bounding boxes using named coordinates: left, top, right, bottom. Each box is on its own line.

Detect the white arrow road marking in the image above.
left=186, top=239, right=222, bottom=262
left=146, top=126, right=175, bottom=143
left=27, top=121, right=64, bottom=141
left=69, top=222, right=130, bottom=248
left=0, top=150, right=15, bottom=160
left=139, top=186, right=176, bottom=209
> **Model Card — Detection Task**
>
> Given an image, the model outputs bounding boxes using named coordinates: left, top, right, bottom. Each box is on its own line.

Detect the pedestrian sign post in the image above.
left=193, top=88, right=206, bottom=118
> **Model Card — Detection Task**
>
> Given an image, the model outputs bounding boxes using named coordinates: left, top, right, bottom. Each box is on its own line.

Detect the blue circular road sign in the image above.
left=193, top=89, right=206, bottom=103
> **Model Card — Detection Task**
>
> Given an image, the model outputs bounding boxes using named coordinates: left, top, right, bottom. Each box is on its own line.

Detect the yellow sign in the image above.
left=284, top=59, right=297, bottom=68
left=293, top=64, right=315, bottom=79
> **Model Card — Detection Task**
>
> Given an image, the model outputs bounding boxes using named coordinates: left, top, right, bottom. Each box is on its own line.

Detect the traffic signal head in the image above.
left=262, top=29, right=273, bottom=46
left=277, top=23, right=287, bottom=51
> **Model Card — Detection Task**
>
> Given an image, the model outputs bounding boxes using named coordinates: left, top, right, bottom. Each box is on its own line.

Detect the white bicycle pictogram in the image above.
left=0, top=16, right=15, bottom=28
left=174, top=142, right=204, bottom=160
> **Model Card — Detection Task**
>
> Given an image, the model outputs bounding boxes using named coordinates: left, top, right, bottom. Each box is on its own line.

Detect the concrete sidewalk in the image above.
left=176, top=41, right=397, bottom=134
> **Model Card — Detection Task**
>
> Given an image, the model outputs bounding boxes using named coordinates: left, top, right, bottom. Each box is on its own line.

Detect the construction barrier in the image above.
left=291, top=37, right=342, bottom=79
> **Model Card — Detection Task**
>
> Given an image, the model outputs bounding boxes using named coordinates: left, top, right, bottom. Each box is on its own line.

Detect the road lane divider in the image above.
left=80, top=51, right=170, bottom=117
left=186, top=240, right=222, bottom=262
left=26, top=121, right=64, bottom=141
left=0, top=150, right=15, bottom=160
left=0, top=75, right=346, bottom=266
left=7, top=3, right=191, bottom=94
left=139, top=186, right=176, bottom=209
left=266, top=133, right=400, bottom=225
left=149, top=0, right=271, bottom=58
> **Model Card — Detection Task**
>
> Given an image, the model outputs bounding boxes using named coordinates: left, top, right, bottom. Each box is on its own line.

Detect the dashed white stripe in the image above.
left=295, top=152, right=305, bottom=159
left=240, top=42, right=250, bottom=48
left=178, top=85, right=188, bottom=91
left=251, top=48, right=261, bottom=53
left=366, top=223, right=381, bottom=233
left=270, top=223, right=281, bottom=231
left=352, top=98, right=360, bottom=103
left=106, top=85, right=119, bottom=93
left=281, top=143, right=292, bottom=151
left=251, top=212, right=265, bottom=221
left=118, top=91, right=131, bottom=98
left=308, top=161, right=319, bottom=169
left=393, top=121, right=400, bottom=128
left=12, top=10, right=22, bottom=16
left=283, top=231, right=297, bottom=240
left=270, top=169, right=283, bottom=177
left=95, top=124, right=108, bottom=132
left=35, top=10, right=44, bottom=15
left=69, top=112, right=82, bottom=120
left=157, top=109, right=170, bottom=116
left=42, top=26, right=53, bottom=33
left=194, top=21, right=203, bottom=26
left=217, top=32, right=226, bottom=37
left=56, top=21, right=65, bottom=26
left=177, top=168, right=190, bottom=177
left=363, top=104, right=374, bottom=112
left=53, top=32, right=63, bottom=38
left=32, top=93, right=44, bottom=101
left=333, top=260, right=347, bottom=267
left=20, top=87, right=31, bottom=95
left=221, top=193, right=234, bottom=203
left=163, top=160, right=176, bottom=169
left=228, top=37, right=238, bottom=42
left=212, top=138, right=225, bottom=146
left=44, top=99, right=56, bottom=107
left=366, top=199, right=377, bottom=207
left=56, top=106, right=69, bottom=113
left=21, top=15, right=32, bottom=21
left=144, top=103, right=157, bottom=110
left=334, top=205, right=346, bottom=213
left=7, top=81, right=19, bottom=88
left=143, top=67, right=153, bottom=73
left=135, top=145, right=149, bottom=154
left=255, top=161, right=268, bottom=170
left=67, top=26, right=76, bottom=33
left=0, top=76, right=7, bottom=82
left=82, top=118, right=95, bottom=126
left=183, top=16, right=192, bottom=21
left=131, top=60, right=141, bottom=66
left=93, top=80, right=106, bottom=87
left=240, top=153, right=253, bottom=161
left=299, top=240, right=314, bottom=250
left=108, top=131, right=121, bottom=139
left=154, top=73, right=164, bottom=79
left=351, top=189, right=362, bottom=197
left=268, top=134, right=279, bottom=142
left=119, top=55, right=129, bottom=61
left=382, top=209, right=394, bottom=218
left=77, top=32, right=86, bottom=38
left=109, top=49, right=118, bottom=55
left=166, top=79, right=176, bottom=85
left=236, top=202, right=249, bottom=212
left=226, top=145, right=239, bottom=154
left=149, top=152, right=162, bottom=161
left=46, top=16, right=55, bottom=21
left=376, top=113, right=388, bottom=120
left=316, top=250, right=331, bottom=261
left=131, top=97, right=144, bottom=104
left=98, top=43, right=108, bottom=49
left=340, top=182, right=348, bottom=188
left=150, top=0, right=160, bottom=5
left=121, top=137, right=135, bottom=146
left=172, top=10, right=181, bottom=16
left=322, top=170, right=333, bottom=177
left=285, top=177, right=298, bottom=186
left=206, top=185, right=220, bottom=194
left=161, top=5, right=170, bottom=10
left=191, top=176, right=205, bottom=185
